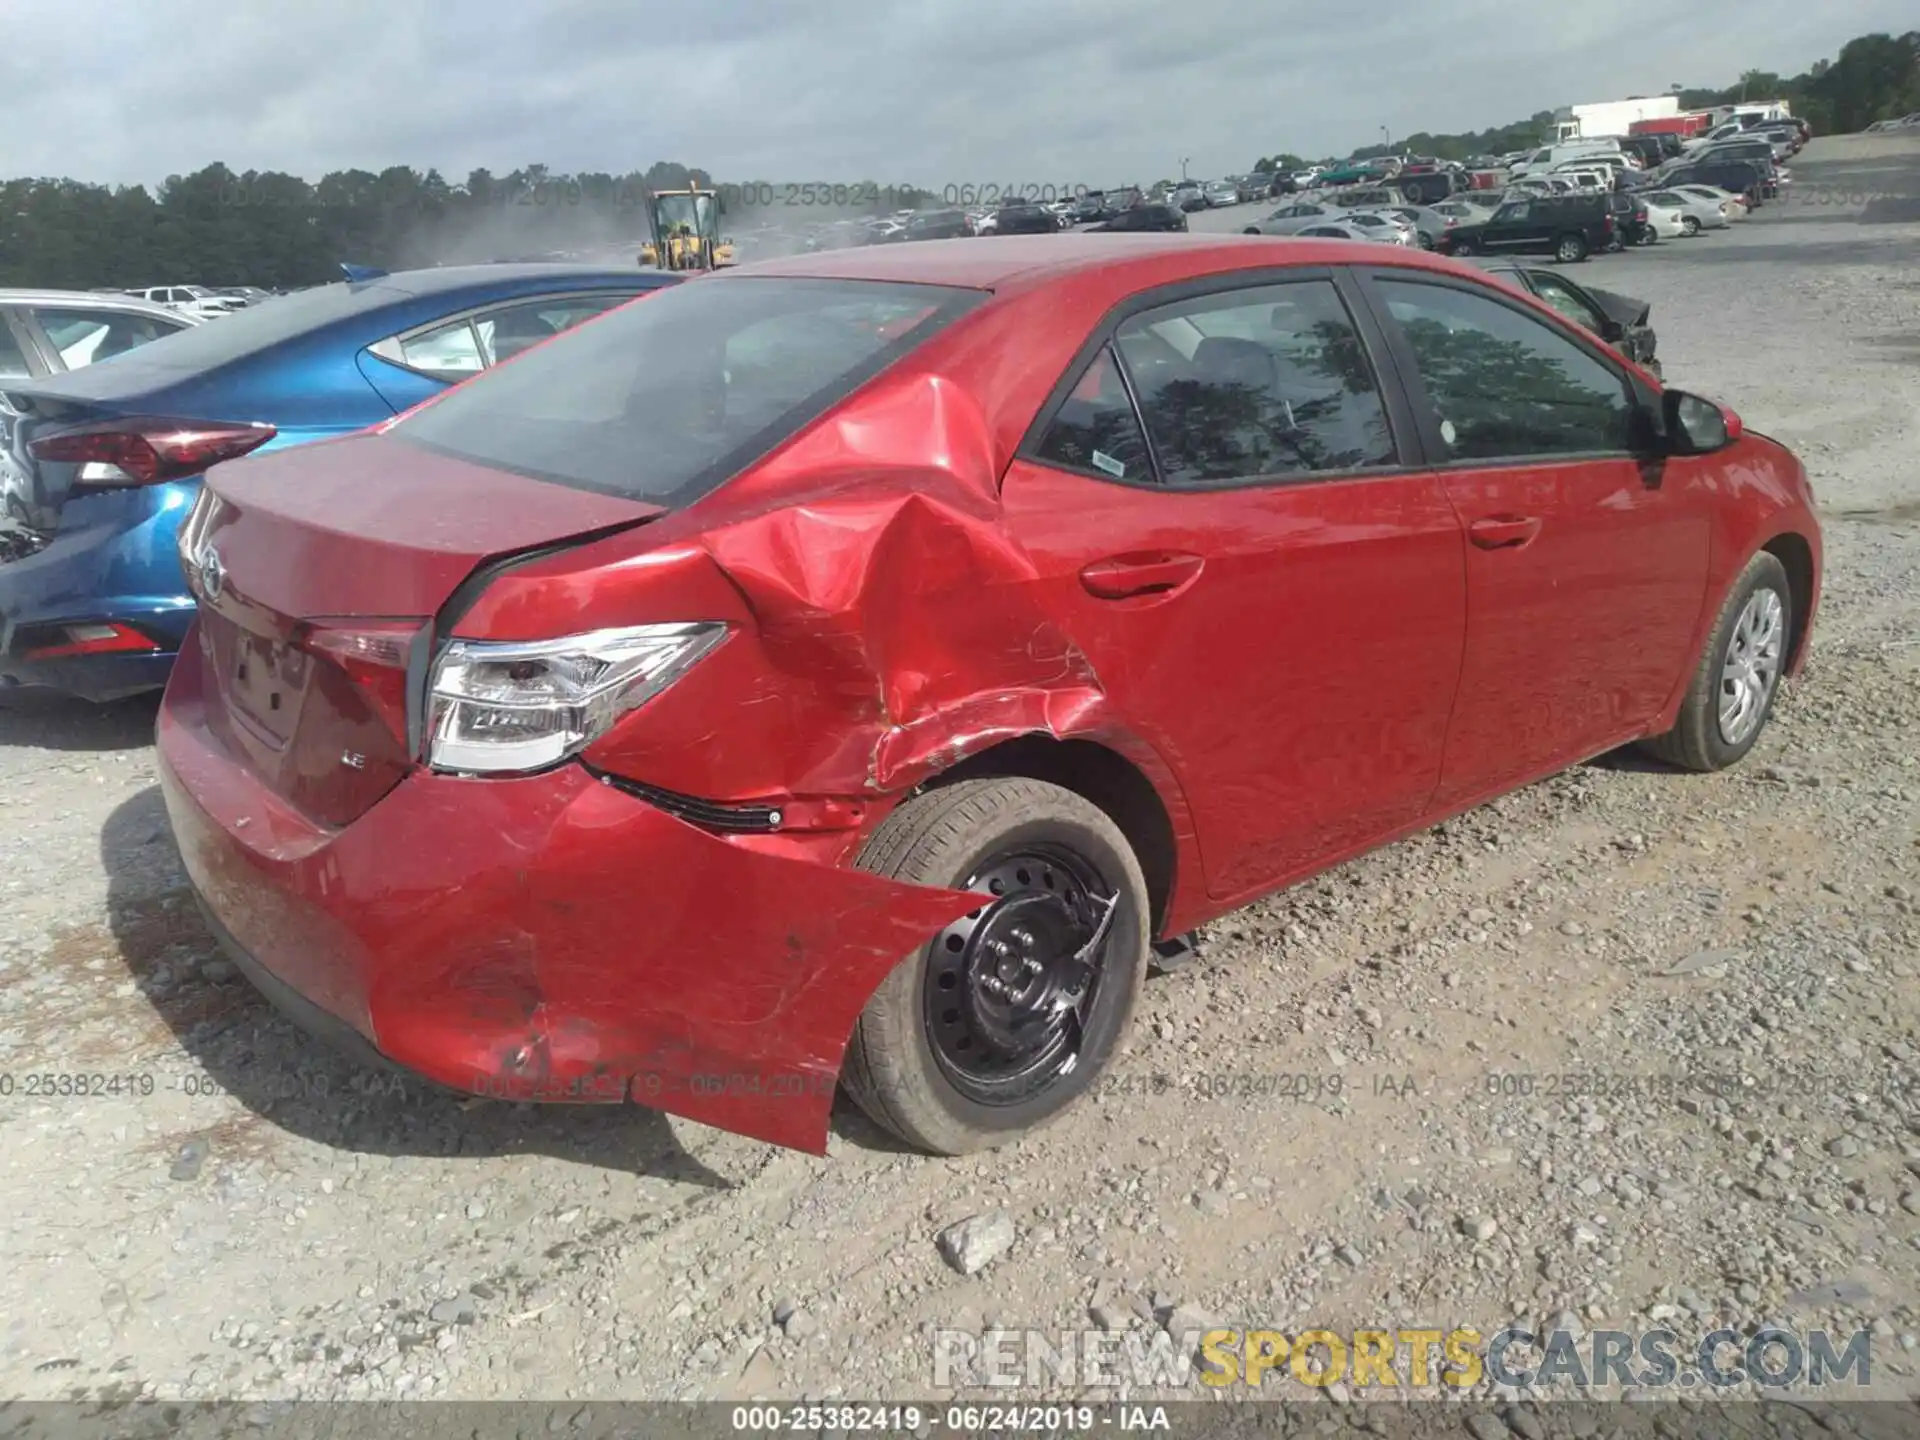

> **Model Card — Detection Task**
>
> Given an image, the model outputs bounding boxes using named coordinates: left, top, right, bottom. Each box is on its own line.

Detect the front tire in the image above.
left=1640, top=551, right=1792, bottom=772
left=842, top=778, right=1150, bottom=1154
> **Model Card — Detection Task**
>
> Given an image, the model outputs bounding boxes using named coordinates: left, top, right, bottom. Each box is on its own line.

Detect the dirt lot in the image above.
left=1, top=133, right=1917, bottom=1413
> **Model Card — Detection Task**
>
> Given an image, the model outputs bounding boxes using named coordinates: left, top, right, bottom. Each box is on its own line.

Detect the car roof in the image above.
left=717, top=233, right=1470, bottom=296
left=348, top=262, right=650, bottom=295
left=0, top=288, right=187, bottom=321
left=12, top=263, right=675, bottom=412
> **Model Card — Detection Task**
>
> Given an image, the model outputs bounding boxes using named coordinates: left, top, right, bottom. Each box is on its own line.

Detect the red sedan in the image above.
left=155, top=236, right=1821, bottom=1156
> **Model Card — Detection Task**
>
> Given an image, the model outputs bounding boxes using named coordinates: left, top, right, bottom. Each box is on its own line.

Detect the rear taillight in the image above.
left=297, top=621, right=421, bottom=754
left=18, top=621, right=160, bottom=661
left=29, top=418, right=276, bottom=487
left=427, top=623, right=728, bottom=775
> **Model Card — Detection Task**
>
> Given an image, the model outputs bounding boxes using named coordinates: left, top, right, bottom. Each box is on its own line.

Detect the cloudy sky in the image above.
left=3, top=0, right=1905, bottom=189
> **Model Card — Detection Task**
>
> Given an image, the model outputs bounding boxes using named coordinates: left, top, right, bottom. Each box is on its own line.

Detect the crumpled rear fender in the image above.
left=468, top=371, right=1121, bottom=803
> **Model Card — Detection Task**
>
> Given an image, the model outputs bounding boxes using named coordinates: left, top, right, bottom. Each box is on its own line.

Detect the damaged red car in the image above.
left=155, top=235, right=1821, bottom=1156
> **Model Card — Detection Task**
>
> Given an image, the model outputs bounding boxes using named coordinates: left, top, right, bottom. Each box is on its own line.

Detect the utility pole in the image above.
left=1180, top=157, right=1191, bottom=181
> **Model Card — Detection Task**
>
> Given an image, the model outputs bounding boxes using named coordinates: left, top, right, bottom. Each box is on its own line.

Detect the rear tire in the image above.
left=1450, top=238, right=1477, bottom=256
left=1244, top=227, right=1262, bottom=235
left=1554, top=233, right=1589, bottom=263
left=1681, top=215, right=1701, bottom=235
left=1639, top=551, right=1792, bottom=772
left=842, top=779, right=1150, bottom=1155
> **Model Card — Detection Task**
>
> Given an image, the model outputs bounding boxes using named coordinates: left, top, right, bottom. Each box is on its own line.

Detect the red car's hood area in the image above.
left=201, top=433, right=663, bottom=618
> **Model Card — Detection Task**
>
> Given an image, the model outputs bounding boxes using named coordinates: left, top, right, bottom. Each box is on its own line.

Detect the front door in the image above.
left=1481, top=200, right=1549, bottom=253
left=1001, top=273, right=1468, bottom=904
left=1356, top=271, right=1712, bottom=807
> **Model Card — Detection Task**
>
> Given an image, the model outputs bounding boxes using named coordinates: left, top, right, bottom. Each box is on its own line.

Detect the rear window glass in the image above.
left=391, top=276, right=983, bottom=505
left=76, top=281, right=412, bottom=371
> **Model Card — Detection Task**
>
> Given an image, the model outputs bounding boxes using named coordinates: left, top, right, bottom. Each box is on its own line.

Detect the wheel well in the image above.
left=927, top=736, right=1178, bottom=936
left=1763, top=531, right=1815, bottom=672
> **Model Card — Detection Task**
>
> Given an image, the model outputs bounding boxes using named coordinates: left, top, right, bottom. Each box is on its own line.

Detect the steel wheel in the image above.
left=1718, top=587, right=1784, bottom=746
left=923, top=844, right=1118, bottom=1107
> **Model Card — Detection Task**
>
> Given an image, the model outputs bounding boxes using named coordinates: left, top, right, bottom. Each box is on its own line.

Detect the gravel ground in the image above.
left=1, top=134, right=1916, bottom=1416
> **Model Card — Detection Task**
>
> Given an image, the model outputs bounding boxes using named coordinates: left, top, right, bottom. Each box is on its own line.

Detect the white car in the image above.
left=1671, top=183, right=1750, bottom=220
left=1642, top=188, right=1731, bottom=234
left=1640, top=199, right=1689, bottom=242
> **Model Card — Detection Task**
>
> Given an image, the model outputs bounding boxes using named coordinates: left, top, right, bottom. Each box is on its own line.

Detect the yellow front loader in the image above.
left=640, top=187, right=736, bottom=270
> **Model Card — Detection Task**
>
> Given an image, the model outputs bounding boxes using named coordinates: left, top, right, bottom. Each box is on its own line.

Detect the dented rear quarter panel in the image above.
left=454, top=280, right=1216, bottom=929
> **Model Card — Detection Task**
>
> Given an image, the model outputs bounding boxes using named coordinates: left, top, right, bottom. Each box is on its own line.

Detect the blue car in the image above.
left=0, top=263, right=679, bottom=702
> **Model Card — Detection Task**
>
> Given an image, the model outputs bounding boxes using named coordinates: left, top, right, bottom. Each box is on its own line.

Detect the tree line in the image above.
left=0, top=29, right=1912, bottom=291
left=1251, top=29, right=1917, bottom=171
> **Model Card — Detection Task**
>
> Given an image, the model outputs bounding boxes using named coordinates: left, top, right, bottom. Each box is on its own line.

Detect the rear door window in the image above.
left=1032, top=347, right=1150, bottom=481
left=393, top=277, right=982, bottom=504
left=1104, top=278, right=1398, bottom=485
left=397, top=318, right=485, bottom=377
left=475, top=294, right=630, bottom=365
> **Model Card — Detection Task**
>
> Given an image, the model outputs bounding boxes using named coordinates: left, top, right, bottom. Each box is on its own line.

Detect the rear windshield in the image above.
left=79, top=280, right=410, bottom=371
left=392, top=276, right=983, bottom=505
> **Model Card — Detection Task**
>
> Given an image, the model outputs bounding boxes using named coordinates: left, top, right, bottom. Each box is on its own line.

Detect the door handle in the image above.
left=1079, top=552, right=1205, bottom=600
left=1467, top=515, right=1543, bottom=550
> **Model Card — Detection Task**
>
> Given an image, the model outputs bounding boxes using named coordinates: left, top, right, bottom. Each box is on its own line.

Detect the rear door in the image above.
left=1352, top=268, right=1711, bottom=804
left=1000, top=270, right=1468, bottom=903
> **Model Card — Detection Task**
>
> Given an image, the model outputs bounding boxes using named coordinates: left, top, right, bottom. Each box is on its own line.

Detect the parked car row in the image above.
left=1244, top=119, right=1793, bottom=272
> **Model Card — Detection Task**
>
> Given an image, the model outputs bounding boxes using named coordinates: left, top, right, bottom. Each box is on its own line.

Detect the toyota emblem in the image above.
left=198, top=545, right=225, bottom=599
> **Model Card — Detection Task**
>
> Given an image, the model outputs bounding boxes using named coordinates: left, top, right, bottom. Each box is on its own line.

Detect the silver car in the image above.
left=1288, top=221, right=1392, bottom=243
left=1376, top=205, right=1454, bottom=249
left=1341, top=211, right=1418, bottom=245
left=0, top=288, right=198, bottom=379
left=1241, top=200, right=1352, bottom=236
left=1641, top=188, right=1731, bottom=234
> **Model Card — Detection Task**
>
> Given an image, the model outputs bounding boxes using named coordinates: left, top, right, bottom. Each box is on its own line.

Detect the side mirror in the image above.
left=1662, top=388, right=1741, bottom=453
left=1598, top=317, right=1625, bottom=342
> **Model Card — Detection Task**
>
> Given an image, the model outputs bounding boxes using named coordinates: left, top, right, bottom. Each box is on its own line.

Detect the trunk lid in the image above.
left=187, top=432, right=662, bottom=827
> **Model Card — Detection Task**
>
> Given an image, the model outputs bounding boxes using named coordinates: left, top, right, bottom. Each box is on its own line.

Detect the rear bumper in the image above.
left=155, top=646, right=979, bottom=1153
left=0, top=483, right=195, bottom=701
